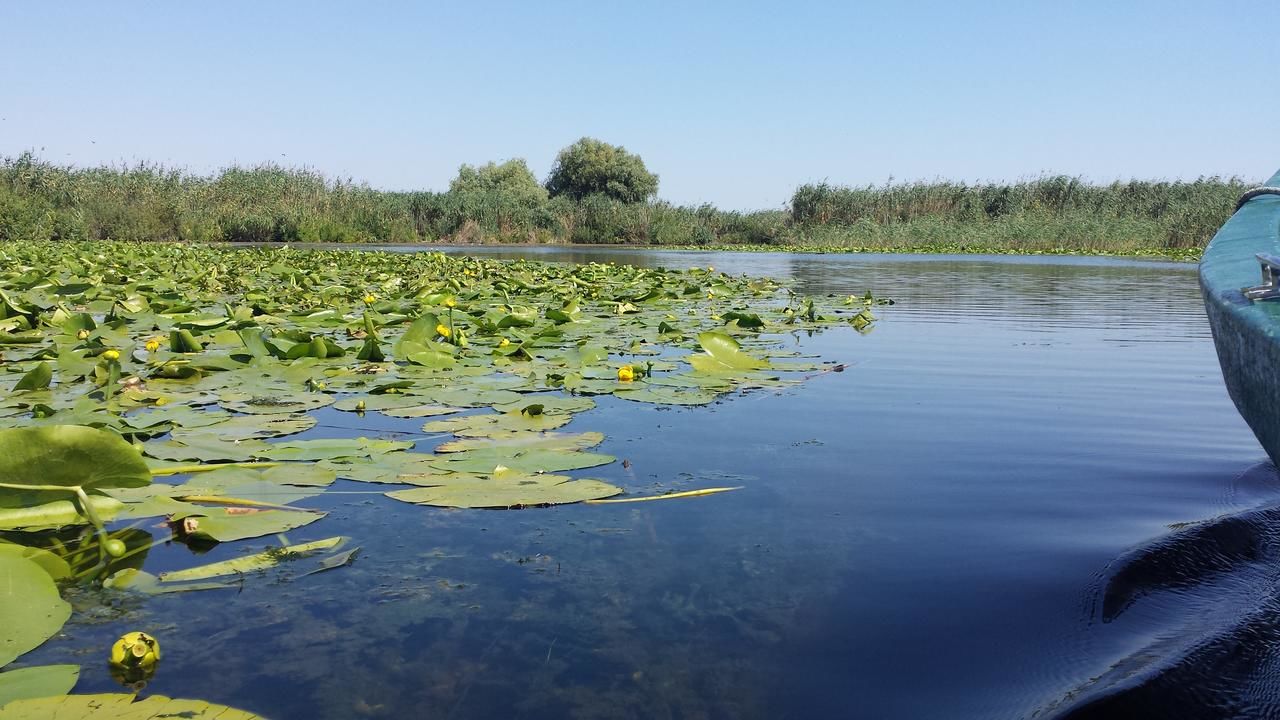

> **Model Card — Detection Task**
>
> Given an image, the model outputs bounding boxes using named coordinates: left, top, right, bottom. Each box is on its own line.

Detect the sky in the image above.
left=2, top=1, right=1277, bottom=210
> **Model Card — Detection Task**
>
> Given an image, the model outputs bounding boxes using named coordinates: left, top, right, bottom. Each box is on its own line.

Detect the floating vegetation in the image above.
left=0, top=241, right=882, bottom=714
left=0, top=692, right=266, bottom=718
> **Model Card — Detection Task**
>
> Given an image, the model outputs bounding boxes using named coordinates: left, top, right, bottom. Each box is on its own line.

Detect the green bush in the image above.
left=450, top=159, right=548, bottom=204
left=545, top=138, right=658, bottom=203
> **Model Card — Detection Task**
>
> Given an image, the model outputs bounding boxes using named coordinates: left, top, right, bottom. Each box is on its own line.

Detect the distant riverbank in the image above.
left=1, top=153, right=1245, bottom=261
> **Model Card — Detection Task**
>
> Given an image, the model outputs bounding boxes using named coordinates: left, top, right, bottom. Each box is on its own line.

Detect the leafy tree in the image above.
left=545, top=138, right=658, bottom=203
left=449, top=159, right=547, bottom=204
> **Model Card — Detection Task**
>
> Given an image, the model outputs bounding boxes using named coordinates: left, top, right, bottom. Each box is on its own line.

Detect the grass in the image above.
left=0, top=153, right=1250, bottom=259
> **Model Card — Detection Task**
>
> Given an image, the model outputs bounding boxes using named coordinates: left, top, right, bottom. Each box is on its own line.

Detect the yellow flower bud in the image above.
left=144, top=339, right=160, bottom=352
left=498, top=338, right=510, bottom=348
left=617, top=365, right=636, bottom=382
left=76, top=329, right=90, bottom=340
left=109, top=631, right=161, bottom=671
left=444, top=298, right=457, bottom=308
left=436, top=324, right=451, bottom=338
left=102, top=349, right=120, bottom=361
left=363, top=294, right=376, bottom=304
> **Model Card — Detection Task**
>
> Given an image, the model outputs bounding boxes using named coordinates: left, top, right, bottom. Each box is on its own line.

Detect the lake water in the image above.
left=30, top=249, right=1275, bottom=719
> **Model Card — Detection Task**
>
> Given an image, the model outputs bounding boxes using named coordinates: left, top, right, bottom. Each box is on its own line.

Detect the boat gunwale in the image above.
left=1199, top=169, right=1280, bottom=465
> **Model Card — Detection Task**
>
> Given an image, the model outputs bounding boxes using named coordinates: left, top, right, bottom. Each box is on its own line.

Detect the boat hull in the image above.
left=1200, top=170, right=1280, bottom=466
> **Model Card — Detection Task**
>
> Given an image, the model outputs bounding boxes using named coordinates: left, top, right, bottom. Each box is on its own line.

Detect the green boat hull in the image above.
left=1200, top=169, right=1280, bottom=466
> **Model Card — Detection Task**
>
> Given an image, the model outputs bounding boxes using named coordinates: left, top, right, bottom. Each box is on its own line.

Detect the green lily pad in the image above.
left=0, top=543, right=71, bottom=581
left=424, top=410, right=575, bottom=437
left=0, top=425, right=151, bottom=492
left=257, top=437, right=414, bottom=462
left=387, top=470, right=622, bottom=509
left=143, top=436, right=272, bottom=463
left=491, top=395, right=597, bottom=415
left=0, top=664, right=79, bottom=706
left=219, top=392, right=334, bottom=414
left=169, top=507, right=326, bottom=543
left=429, top=447, right=615, bottom=475
left=159, top=536, right=347, bottom=582
left=427, top=387, right=526, bottom=408
left=613, top=386, right=720, bottom=405
left=435, top=431, right=605, bottom=453
left=103, top=568, right=234, bottom=595
left=12, top=362, right=52, bottom=392
left=0, top=551, right=71, bottom=667
left=0, top=692, right=268, bottom=719
left=173, top=414, right=317, bottom=442
left=687, top=331, right=769, bottom=372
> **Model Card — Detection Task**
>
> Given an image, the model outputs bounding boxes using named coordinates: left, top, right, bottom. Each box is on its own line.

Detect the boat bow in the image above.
left=1200, top=169, right=1280, bottom=465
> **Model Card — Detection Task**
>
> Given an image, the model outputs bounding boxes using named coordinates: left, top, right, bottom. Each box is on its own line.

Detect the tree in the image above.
left=449, top=159, right=547, bottom=204
left=545, top=138, right=658, bottom=203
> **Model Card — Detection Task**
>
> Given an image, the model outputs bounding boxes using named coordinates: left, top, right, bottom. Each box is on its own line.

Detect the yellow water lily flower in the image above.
left=110, top=631, right=161, bottom=670
left=617, top=365, right=636, bottom=382
left=102, top=349, right=120, bottom=361
left=363, top=294, right=376, bottom=304
left=144, top=338, right=161, bottom=352
left=76, top=329, right=90, bottom=340
left=436, top=324, right=452, bottom=338
left=498, top=337, right=511, bottom=348
left=444, top=297, right=457, bottom=308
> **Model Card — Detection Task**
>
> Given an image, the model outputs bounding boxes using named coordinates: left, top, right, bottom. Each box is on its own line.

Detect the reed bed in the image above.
left=0, top=153, right=1249, bottom=257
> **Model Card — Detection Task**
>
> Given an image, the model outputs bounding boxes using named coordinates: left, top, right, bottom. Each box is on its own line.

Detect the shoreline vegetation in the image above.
left=0, top=144, right=1250, bottom=262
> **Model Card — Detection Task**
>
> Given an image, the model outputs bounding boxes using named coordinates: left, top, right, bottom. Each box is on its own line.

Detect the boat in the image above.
left=1200, top=170, right=1280, bottom=466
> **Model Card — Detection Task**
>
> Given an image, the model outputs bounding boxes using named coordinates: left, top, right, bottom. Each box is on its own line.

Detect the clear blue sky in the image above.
left=2, top=1, right=1276, bottom=209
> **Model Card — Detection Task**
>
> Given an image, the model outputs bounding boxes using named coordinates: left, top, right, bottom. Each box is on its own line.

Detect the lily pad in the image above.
left=257, top=437, right=414, bottom=462
left=143, top=437, right=272, bottom=463
left=435, top=431, right=605, bottom=453
left=219, top=393, right=334, bottom=414
left=169, top=508, right=326, bottom=543
left=424, top=410, right=575, bottom=437
left=173, top=414, right=317, bottom=441
left=159, top=536, right=347, bottom=582
left=387, top=471, right=621, bottom=509
left=0, top=543, right=71, bottom=581
left=687, top=331, right=770, bottom=372
left=429, top=447, right=615, bottom=475
left=0, top=692, right=268, bottom=719
left=0, top=426, right=151, bottom=492
left=0, top=664, right=79, bottom=706
left=0, top=552, right=71, bottom=667
left=104, top=568, right=233, bottom=595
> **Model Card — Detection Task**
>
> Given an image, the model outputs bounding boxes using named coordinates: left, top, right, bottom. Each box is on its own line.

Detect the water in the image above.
left=27, top=250, right=1276, bottom=719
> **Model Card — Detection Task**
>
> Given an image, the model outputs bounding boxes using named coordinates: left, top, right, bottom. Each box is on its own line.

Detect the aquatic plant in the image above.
left=0, top=240, right=879, bottom=713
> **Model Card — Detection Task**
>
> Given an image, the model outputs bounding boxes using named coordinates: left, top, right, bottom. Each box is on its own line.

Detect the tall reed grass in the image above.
left=0, top=153, right=1249, bottom=255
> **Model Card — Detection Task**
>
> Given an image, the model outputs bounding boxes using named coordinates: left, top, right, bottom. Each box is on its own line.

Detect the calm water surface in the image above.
left=30, top=250, right=1276, bottom=719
